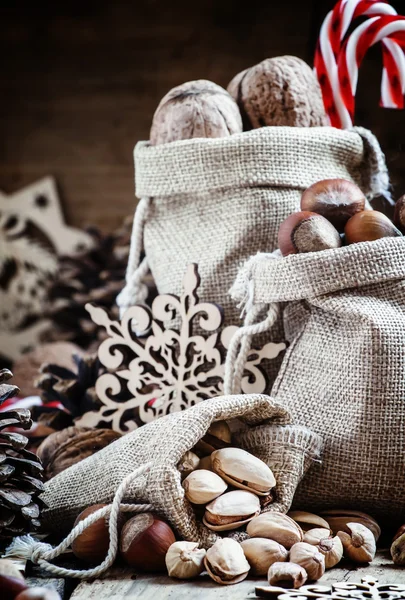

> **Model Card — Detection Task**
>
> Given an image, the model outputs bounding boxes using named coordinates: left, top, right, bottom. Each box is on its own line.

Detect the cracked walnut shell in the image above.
left=37, top=426, right=121, bottom=479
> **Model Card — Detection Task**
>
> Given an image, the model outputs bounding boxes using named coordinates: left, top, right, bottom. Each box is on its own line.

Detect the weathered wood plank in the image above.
left=70, top=551, right=405, bottom=599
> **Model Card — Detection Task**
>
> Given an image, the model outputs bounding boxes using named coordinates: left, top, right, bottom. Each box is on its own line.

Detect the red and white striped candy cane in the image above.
left=314, top=0, right=402, bottom=128
left=338, top=15, right=405, bottom=127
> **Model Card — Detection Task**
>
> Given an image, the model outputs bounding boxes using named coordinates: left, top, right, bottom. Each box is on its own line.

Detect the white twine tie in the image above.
left=5, top=463, right=153, bottom=579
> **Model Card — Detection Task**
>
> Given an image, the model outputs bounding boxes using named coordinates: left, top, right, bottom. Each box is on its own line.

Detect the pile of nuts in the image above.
left=165, top=509, right=380, bottom=586
left=278, top=179, right=403, bottom=256
left=65, top=419, right=386, bottom=588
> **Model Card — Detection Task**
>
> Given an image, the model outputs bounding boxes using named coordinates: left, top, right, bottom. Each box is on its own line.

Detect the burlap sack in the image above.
left=117, top=126, right=390, bottom=392
left=230, top=237, right=405, bottom=522
left=40, top=394, right=321, bottom=544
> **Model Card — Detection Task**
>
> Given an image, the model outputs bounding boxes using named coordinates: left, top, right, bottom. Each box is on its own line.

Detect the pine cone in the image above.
left=42, top=218, right=157, bottom=350
left=41, top=219, right=132, bottom=349
left=0, top=369, right=44, bottom=542
left=35, top=353, right=102, bottom=418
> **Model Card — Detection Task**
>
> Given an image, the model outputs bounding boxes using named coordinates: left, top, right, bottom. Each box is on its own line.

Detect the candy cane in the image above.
left=338, top=15, right=405, bottom=127
left=314, top=0, right=403, bottom=128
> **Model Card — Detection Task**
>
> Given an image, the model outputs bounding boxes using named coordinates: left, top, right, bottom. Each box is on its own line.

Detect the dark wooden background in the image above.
left=1, top=0, right=404, bottom=231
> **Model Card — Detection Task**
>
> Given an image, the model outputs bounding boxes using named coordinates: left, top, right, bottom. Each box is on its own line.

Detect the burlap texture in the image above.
left=134, top=125, right=389, bottom=390
left=231, top=237, right=405, bottom=521
left=40, top=394, right=321, bottom=547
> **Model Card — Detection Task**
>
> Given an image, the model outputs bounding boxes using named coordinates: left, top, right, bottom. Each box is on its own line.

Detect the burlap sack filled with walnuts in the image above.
left=118, top=126, right=390, bottom=391
left=40, top=394, right=321, bottom=547
left=230, top=237, right=405, bottom=522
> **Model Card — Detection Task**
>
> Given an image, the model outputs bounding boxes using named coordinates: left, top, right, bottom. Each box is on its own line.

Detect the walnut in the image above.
left=37, top=426, right=121, bottom=480
left=150, top=80, right=243, bottom=145
left=228, top=56, right=327, bottom=129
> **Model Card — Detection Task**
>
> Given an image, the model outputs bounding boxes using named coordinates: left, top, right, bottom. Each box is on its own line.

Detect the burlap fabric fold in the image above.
left=40, top=394, right=321, bottom=547
left=117, top=126, right=390, bottom=392
left=230, top=237, right=405, bottom=521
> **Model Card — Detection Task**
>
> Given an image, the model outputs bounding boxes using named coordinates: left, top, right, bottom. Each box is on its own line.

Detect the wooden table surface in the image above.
left=26, top=550, right=405, bottom=599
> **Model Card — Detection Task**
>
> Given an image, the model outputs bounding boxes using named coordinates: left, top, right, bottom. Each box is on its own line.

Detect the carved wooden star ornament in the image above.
left=78, top=263, right=286, bottom=432
left=0, top=177, right=93, bottom=361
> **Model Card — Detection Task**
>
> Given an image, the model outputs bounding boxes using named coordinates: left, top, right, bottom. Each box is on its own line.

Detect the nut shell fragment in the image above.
left=267, top=561, right=308, bottom=589
left=212, top=447, right=275, bottom=495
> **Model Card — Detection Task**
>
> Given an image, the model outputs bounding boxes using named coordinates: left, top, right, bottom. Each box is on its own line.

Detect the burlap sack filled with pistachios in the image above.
left=118, top=126, right=390, bottom=392
left=230, top=237, right=405, bottom=523
left=40, top=394, right=321, bottom=547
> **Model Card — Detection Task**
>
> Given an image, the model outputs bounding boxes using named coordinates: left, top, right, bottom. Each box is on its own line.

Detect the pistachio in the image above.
left=182, top=469, right=227, bottom=504
left=391, top=532, right=405, bottom=565
left=337, top=523, right=376, bottom=563
left=177, top=451, right=200, bottom=480
left=320, top=509, right=380, bottom=542
left=267, top=562, right=308, bottom=589
left=318, top=535, right=343, bottom=569
left=303, top=528, right=331, bottom=546
left=241, top=538, right=288, bottom=576
left=194, top=421, right=232, bottom=456
left=288, top=511, right=330, bottom=532
left=290, top=542, right=325, bottom=581
left=165, top=541, right=206, bottom=579
left=204, top=490, right=260, bottom=531
left=204, top=538, right=250, bottom=585
left=212, top=447, right=275, bottom=496
left=247, top=512, right=303, bottom=549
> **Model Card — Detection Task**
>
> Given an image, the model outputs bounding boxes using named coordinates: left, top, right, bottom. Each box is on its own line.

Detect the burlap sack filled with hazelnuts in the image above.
left=118, top=125, right=391, bottom=392
left=230, top=237, right=405, bottom=522
left=40, top=394, right=321, bottom=545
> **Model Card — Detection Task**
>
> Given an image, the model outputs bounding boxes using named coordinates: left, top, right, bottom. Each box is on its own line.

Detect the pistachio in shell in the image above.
left=211, top=447, right=275, bottom=496
left=204, top=538, right=250, bottom=585
left=203, top=490, right=260, bottom=531
left=288, top=510, right=330, bottom=532
left=182, top=469, right=227, bottom=505
left=319, top=509, right=381, bottom=542
left=241, top=538, right=288, bottom=576
left=247, top=512, right=303, bottom=549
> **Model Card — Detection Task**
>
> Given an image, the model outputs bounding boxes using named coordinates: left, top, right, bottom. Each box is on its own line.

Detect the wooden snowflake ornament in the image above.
left=79, top=264, right=286, bottom=432
left=256, top=578, right=405, bottom=600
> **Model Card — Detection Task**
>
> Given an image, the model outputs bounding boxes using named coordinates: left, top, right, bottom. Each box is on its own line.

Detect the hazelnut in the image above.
left=15, top=589, right=61, bottom=600
left=267, top=561, right=308, bottom=589
left=150, top=80, right=242, bottom=145
left=301, top=179, right=366, bottom=231
left=337, top=523, right=376, bottom=563
left=278, top=211, right=341, bottom=256
left=120, top=513, right=176, bottom=572
left=0, top=559, right=27, bottom=600
left=227, top=56, right=327, bottom=129
left=72, top=504, right=108, bottom=563
left=289, top=542, right=325, bottom=581
left=345, top=211, right=402, bottom=245
left=394, top=195, right=405, bottom=233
